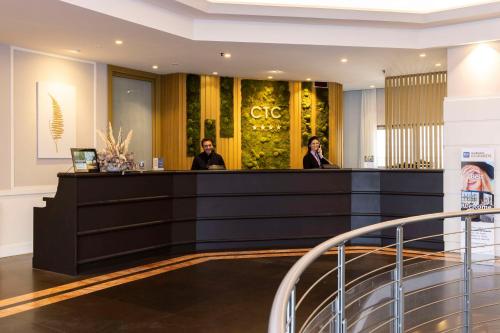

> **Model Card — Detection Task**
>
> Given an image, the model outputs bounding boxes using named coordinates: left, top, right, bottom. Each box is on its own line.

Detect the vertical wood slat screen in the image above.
left=329, top=82, right=343, bottom=167
left=289, top=82, right=303, bottom=169
left=385, top=72, right=446, bottom=169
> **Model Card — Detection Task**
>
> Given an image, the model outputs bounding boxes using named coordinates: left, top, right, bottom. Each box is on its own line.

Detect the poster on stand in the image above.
left=461, top=148, right=495, bottom=257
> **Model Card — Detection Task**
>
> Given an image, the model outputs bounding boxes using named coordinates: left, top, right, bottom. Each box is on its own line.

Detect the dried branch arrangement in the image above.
left=97, top=122, right=135, bottom=171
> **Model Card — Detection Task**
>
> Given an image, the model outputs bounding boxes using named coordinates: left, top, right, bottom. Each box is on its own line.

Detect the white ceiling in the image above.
left=203, top=0, right=498, bottom=13
left=0, top=0, right=479, bottom=90
left=192, top=0, right=497, bottom=14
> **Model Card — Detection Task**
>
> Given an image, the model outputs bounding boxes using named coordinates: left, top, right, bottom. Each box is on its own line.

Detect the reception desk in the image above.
left=33, top=169, right=443, bottom=275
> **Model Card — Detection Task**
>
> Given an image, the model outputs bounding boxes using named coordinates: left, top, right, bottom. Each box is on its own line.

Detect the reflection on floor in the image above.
left=0, top=247, right=497, bottom=332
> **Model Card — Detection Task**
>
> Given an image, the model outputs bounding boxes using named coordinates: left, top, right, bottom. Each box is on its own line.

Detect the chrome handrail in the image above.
left=268, top=208, right=500, bottom=333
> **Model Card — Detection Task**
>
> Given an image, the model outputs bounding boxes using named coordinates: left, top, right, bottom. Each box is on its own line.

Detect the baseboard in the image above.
left=0, top=242, right=33, bottom=258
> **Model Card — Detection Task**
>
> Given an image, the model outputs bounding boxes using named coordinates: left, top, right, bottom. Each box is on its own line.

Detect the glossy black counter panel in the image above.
left=195, top=170, right=352, bottom=194
left=196, top=194, right=351, bottom=218
left=33, top=169, right=443, bottom=275
left=71, top=173, right=176, bottom=204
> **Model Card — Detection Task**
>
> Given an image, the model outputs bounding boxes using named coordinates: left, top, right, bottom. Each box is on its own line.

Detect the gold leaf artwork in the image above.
left=48, top=93, right=64, bottom=152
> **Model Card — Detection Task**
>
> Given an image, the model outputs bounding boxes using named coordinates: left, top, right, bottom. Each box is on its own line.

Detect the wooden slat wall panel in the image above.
left=385, top=72, right=446, bottom=169
left=233, top=78, right=242, bottom=169
left=160, top=73, right=191, bottom=170
left=160, top=76, right=343, bottom=170
left=201, top=75, right=242, bottom=170
left=329, top=82, right=343, bottom=167
left=289, top=82, right=302, bottom=169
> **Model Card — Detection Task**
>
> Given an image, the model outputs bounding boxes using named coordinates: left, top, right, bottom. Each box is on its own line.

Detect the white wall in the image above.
left=0, top=44, right=107, bottom=258
left=343, top=90, right=362, bottom=168
left=444, top=41, right=500, bottom=255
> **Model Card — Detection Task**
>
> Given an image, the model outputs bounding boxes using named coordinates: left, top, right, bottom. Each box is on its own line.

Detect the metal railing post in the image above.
left=336, top=244, right=346, bottom=333
left=394, top=225, right=404, bottom=333
left=286, top=286, right=296, bottom=333
left=463, top=216, right=472, bottom=333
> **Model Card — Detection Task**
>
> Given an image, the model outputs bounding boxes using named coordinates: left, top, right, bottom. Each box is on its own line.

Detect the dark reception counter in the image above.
left=33, top=169, right=443, bottom=275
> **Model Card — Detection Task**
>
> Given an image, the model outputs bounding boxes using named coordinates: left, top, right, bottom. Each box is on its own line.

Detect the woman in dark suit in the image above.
left=303, top=136, right=330, bottom=169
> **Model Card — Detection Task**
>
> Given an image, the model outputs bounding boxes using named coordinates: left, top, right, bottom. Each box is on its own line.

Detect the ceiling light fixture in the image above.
left=306, top=78, right=312, bottom=81
left=419, top=53, right=426, bottom=58
left=435, top=63, right=442, bottom=67
left=341, top=58, right=348, bottom=63
left=152, top=65, right=159, bottom=69
left=212, top=71, right=219, bottom=75
left=267, top=76, right=273, bottom=79
left=221, top=52, right=232, bottom=58
left=115, top=40, right=123, bottom=45
left=269, top=70, right=283, bottom=74
left=369, top=85, right=375, bottom=88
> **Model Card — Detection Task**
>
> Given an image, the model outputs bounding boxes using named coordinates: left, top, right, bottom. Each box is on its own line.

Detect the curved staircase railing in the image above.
left=268, top=209, right=500, bottom=333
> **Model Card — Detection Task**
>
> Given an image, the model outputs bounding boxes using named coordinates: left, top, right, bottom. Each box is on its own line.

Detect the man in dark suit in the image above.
left=303, top=136, right=330, bottom=169
left=191, top=138, right=226, bottom=170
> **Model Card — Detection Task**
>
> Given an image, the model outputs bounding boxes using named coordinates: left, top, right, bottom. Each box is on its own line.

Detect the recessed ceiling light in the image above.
left=115, top=40, right=123, bottom=45
left=435, top=63, right=442, bottom=67
left=221, top=52, right=231, bottom=58
left=212, top=71, right=219, bottom=75
left=152, top=65, right=159, bottom=69
left=369, top=85, right=375, bottom=88
left=419, top=53, right=426, bottom=58
left=306, top=78, right=312, bottom=81
left=267, top=76, right=273, bottom=79
left=269, top=70, right=283, bottom=74
left=340, top=58, right=348, bottom=63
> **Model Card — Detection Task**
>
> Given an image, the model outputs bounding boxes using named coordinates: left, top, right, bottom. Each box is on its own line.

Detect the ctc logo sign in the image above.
left=250, top=106, right=282, bottom=119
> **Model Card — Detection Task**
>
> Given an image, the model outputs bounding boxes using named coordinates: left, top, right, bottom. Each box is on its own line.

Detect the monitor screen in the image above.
left=70, top=148, right=100, bottom=173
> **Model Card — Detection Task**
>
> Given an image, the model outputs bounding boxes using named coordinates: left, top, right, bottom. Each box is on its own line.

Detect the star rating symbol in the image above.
left=251, top=124, right=282, bottom=131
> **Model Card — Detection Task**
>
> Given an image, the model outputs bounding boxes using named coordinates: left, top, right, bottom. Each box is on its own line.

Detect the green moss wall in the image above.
left=204, top=119, right=216, bottom=146
left=301, top=81, right=313, bottom=147
left=220, top=77, right=234, bottom=138
left=241, top=80, right=290, bottom=169
left=315, top=87, right=329, bottom=159
left=186, top=74, right=201, bottom=157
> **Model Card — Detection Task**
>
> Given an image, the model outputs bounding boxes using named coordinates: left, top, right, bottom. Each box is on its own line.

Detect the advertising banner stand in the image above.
left=461, top=148, right=495, bottom=262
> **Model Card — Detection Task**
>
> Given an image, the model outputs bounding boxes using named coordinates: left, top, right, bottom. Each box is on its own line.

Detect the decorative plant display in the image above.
left=186, top=74, right=201, bottom=157
left=48, top=93, right=64, bottom=153
left=97, top=122, right=135, bottom=172
left=204, top=119, right=216, bottom=146
left=241, top=80, right=290, bottom=169
left=220, top=77, right=234, bottom=138
left=300, top=82, right=313, bottom=147
left=315, top=87, right=329, bottom=159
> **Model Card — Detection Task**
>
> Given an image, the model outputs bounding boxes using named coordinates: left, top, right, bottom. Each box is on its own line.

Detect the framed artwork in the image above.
left=37, top=81, right=76, bottom=158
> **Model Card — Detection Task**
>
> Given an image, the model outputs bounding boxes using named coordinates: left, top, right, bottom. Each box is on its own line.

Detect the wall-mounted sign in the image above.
left=241, top=80, right=290, bottom=169
left=250, top=106, right=282, bottom=119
